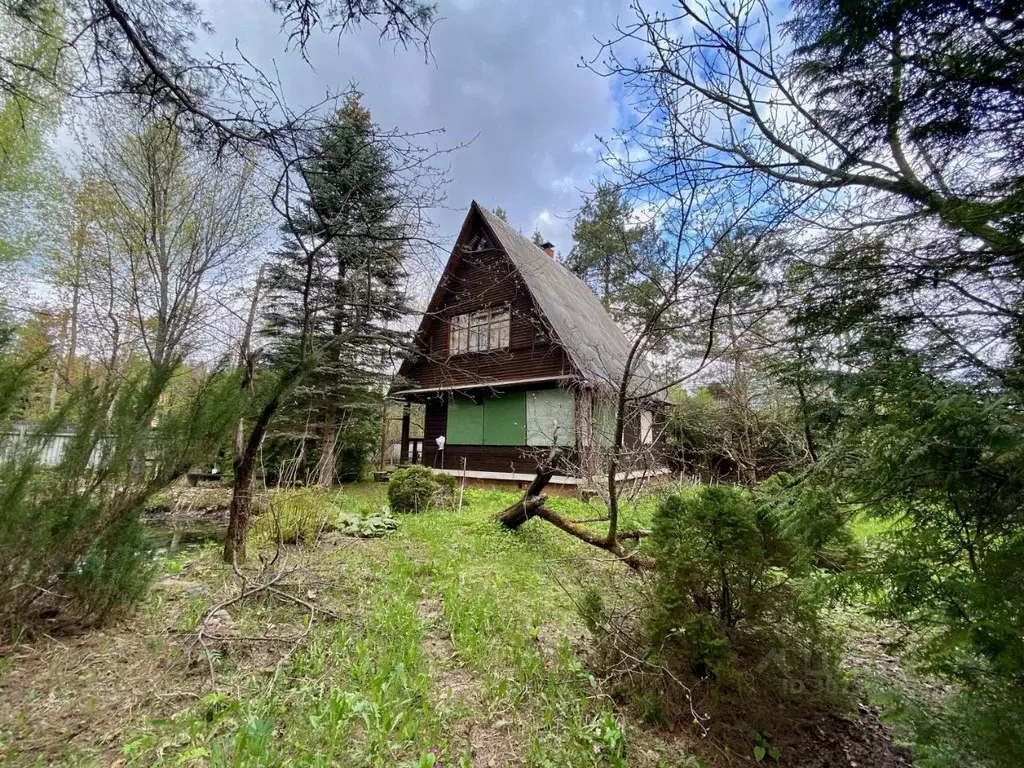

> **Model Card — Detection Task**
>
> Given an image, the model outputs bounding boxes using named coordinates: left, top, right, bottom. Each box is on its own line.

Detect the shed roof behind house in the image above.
left=475, top=203, right=662, bottom=398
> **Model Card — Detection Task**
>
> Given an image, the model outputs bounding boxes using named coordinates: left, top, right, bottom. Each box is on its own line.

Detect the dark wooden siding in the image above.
left=402, top=246, right=573, bottom=391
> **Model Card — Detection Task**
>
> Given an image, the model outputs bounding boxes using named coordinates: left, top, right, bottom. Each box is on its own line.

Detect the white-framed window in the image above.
left=449, top=306, right=510, bottom=354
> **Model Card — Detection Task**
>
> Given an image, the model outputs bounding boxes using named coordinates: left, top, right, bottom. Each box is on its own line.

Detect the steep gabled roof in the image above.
left=395, top=202, right=662, bottom=398
left=475, top=203, right=661, bottom=397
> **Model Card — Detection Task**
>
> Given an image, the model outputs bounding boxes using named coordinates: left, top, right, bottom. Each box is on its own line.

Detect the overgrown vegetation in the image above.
left=248, top=487, right=397, bottom=545
left=0, top=339, right=243, bottom=626
left=647, top=486, right=838, bottom=686
left=387, top=465, right=457, bottom=514
left=0, top=485, right=916, bottom=766
left=2, top=0, right=1023, bottom=761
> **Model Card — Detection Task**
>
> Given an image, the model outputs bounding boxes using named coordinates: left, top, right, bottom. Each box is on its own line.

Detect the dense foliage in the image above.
left=386, top=466, right=456, bottom=514
left=0, top=337, right=243, bottom=625
left=665, top=388, right=807, bottom=484
left=594, top=0, right=1024, bottom=759
left=647, top=486, right=840, bottom=694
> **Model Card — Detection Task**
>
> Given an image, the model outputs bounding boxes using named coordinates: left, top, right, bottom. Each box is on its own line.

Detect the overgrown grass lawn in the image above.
left=0, top=485, right=700, bottom=767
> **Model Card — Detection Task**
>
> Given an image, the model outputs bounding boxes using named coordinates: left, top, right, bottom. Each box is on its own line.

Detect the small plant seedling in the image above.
left=751, top=731, right=780, bottom=762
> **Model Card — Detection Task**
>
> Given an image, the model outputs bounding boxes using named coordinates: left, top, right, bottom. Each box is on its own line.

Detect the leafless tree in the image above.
left=586, top=0, right=1024, bottom=386
left=83, top=114, right=266, bottom=369
left=497, top=178, right=787, bottom=568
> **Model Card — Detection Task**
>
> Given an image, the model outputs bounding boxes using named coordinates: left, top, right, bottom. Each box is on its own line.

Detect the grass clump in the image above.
left=249, top=488, right=397, bottom=546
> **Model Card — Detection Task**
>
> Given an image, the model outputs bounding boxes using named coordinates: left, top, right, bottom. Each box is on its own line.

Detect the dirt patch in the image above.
left=803, top=705, right=913, bottom=768
left=0, top=625, right=200, bottom=765
left=417, top=595, right=518, bottom=767
left=144, top=485, right=235, bottom=525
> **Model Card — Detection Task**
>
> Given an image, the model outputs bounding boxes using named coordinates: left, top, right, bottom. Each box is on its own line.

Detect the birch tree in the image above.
left=86, top=116, right=265, bottom=368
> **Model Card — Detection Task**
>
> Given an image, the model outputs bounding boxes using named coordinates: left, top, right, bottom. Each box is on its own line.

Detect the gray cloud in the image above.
left=199, top=0, right=623, bottom=267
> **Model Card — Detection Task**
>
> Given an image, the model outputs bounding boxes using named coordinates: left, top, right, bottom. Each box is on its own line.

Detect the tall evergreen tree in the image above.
left=264, top=94, right=410, bottom=485
left=566, top=185, right=646, bottom=315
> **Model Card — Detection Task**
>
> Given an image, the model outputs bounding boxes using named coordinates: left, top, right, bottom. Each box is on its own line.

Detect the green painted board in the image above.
left=483, top=392, right=527, bottom=445
left=526, top=389, right=575, bottom=446
left=447, top=395, right=484, bottom=444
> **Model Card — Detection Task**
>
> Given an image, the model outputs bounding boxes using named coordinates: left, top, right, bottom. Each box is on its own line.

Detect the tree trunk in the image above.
left=316, top=411, right=338, bottom=487
left=225, top=266, right=264, bottom=563
left=496, top=447, right=561, bottom=528
left=66, top=261, right=80, bottom=382
left=398, top=402, right=411, bottom=466
left=223, top=360, right=307, bottom=563
left=496, top=492, right=550, bottom=529
left=48, top=311, right=69, bottom=412
left=224, top=455, right=255, bottom=563
left=378, top=395, right=391, bottom=470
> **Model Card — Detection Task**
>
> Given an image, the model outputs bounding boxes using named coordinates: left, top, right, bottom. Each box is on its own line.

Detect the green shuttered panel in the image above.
left=447, top=395, right=484, bottom=444
left=526, top=389, right=575, bottom=446
left=483, top=392, right=527, bottom=445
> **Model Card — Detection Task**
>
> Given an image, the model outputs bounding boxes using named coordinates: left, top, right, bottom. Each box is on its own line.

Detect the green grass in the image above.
left=0, top=476, right=958, bottom=768
left=8, top=481, right=921, bottom=767
left=847, top=511, right=897, bottom=547
left=101, top=485, right=672, bottom=767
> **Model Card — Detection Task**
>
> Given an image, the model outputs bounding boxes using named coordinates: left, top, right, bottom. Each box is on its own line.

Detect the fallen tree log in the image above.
left=527, top=504, right=655, bottom=570
left=494, top=449, right=654, bottom=570
left=495, top=446, right=561, bottom=529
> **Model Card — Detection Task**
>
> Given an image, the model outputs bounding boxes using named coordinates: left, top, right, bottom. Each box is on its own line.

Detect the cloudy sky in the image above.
left=199, top=0, right=630, bottom=269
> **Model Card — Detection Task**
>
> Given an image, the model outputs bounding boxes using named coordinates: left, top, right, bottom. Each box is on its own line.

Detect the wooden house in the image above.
left=391, top=202, right=666, bottom=487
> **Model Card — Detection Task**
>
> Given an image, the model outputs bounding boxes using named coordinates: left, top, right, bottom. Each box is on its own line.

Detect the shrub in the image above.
left=387, top=465, right=439, bottom=513
left=665, top=387, right=807, bottom=483
left=0, top=344, right=244, bottom=627
left=62, top=508, right=156, bottom=621
left=386, top=466, right=458, bottom=514
left=647, top=485, right=840, bottom=697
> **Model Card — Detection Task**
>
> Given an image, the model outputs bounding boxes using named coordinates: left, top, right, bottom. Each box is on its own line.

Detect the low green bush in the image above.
left=646, top=484, right=842, bottom=705
left=387, top=466, right=455, bottom=514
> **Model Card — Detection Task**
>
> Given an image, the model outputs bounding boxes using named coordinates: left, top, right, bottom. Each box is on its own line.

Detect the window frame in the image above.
left=448, top=305, right=511, bottom=356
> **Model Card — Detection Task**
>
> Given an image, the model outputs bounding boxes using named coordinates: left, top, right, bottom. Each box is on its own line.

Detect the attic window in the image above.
left=462, top=234, right=491, bottom=252
left=450, top=307, right=510, bottom=355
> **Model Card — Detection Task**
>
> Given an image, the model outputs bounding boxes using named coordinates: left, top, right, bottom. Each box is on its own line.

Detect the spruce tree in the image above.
left=264, top=94, right=409, bottom=485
